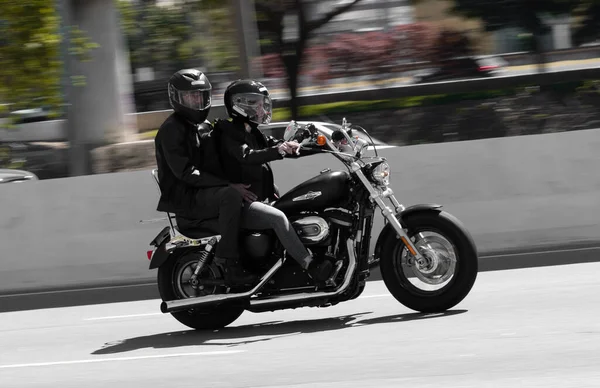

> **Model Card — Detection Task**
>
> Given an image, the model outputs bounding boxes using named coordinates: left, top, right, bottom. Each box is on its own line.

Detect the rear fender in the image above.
left=148, top=226, right=173, bottom=270
left=371, top=204, right=443, bottom=267
left=150, top=226, right=171, bottom=248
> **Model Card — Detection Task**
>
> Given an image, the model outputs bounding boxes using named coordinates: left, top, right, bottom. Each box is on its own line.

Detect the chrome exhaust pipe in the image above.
left=246, top=238, right=357, bottom=312
left=160, top=257, right=285, bottom=313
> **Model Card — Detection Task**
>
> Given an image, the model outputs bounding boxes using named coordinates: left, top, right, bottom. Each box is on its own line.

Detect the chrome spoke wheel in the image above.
left=396, top=230, right=458, bottom=294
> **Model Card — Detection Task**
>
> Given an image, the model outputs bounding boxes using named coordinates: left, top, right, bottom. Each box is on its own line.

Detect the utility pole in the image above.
left=230, top=0, right=263, bottom=79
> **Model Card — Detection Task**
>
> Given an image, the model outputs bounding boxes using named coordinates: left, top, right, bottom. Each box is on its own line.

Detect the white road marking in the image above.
left=360, top=294, right=392, bottom=299
left=85, top=312, right=162, bottom=321
left=0, top=283, right=156, bottom=298
left=0, top=350, right=245, bottom=369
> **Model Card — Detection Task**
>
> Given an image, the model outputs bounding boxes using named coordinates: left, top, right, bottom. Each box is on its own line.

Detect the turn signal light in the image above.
left=316, top=135, right=327, bottom=146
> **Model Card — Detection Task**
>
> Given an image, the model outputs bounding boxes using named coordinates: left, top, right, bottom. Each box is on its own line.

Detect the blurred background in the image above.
left=2, top=0, right=600, bottom=181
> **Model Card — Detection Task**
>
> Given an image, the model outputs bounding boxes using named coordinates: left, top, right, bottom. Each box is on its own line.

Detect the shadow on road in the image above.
left=92, top=309, right=467, bottom=355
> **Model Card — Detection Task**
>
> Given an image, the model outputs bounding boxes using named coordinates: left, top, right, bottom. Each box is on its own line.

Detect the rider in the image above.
left=154, top=68, right=257, bottom=287
left=215, top=79, right=333, bottom=283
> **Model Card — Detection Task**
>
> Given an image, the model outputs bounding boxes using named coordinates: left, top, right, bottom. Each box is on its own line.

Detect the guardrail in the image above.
left=135, top=66, right=600, bottom=131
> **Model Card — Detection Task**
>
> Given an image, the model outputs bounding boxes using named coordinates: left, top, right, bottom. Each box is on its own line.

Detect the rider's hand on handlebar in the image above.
left=229, top=183, right=258, bottom=203
left=277, top=141, right=300, bottom=155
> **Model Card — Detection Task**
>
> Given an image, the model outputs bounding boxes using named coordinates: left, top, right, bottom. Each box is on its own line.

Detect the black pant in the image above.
left=189, top=186, right=243, bottom=260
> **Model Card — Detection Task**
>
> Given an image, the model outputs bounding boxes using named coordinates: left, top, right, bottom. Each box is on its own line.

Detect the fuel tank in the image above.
left=274, top=170, right=351, bottom=214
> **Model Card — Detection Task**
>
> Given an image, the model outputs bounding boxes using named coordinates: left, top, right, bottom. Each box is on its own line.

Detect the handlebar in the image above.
left=284, top=119, right=372, bottom=160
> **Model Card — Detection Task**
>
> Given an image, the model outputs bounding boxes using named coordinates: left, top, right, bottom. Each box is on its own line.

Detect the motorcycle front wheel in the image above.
left=157, top=249, right=244, bottom=330
left=379, top=210, right=478, bottom=313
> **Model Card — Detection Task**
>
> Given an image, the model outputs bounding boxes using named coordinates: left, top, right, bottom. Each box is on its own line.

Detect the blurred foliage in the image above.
left=0, top=1, right=98, bottom=118
left=429, top=29, right=474, bottom=62
left=0, top=1, right=62, bottom=115
left=0, top=144, right=25, bottom=169
left=253, top=22, right=478, bottom=81
left=117, top=0, right=195, bottom=76
left=270, top=78, right=600, bottom=121
left=116, top=0, right=239, bottom=77
left=572, top=1, right=600, bottom=45
left=254, top=0, right=365, bottom=119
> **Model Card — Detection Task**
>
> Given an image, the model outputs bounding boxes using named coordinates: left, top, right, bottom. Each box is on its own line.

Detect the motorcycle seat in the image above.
left=175, top=215, right=220, bottom=239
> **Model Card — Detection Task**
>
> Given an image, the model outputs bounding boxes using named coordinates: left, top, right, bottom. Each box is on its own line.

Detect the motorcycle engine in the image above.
left=292, top=216, right=330, bottom=245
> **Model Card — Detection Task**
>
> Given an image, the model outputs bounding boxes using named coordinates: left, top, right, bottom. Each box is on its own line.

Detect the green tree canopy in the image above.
left=0, top=1, right=98, bottom=118
left=0, top=1, right=63, bottom=115
left=117, top=0, right=239, bottom=78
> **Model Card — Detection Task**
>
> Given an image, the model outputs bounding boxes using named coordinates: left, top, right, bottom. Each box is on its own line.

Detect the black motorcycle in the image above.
left=146, top=118, right=479, bottom=330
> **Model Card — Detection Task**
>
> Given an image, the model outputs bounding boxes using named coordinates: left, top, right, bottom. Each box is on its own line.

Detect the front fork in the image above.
left=353, top=167, right=426, bottom=263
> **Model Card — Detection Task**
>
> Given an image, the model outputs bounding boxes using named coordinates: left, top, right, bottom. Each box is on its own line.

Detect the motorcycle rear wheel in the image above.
left=380, top=210, right=478, bottom=313
left=157, top=249, right=244, bottom=330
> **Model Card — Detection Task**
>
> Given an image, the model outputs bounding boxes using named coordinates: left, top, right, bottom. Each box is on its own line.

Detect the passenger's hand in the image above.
left=229, top=183, right=258, bottom=203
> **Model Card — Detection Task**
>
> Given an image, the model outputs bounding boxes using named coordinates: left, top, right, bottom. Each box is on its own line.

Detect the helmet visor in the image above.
left=232, top=93, right=272, bottom=124
left=170, top=86, right=211, bottom=111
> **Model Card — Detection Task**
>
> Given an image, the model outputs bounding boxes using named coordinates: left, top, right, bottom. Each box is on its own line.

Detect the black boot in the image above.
left=306, top=259, right=333, bottom=283
left=213, top=257, right=258, bottom=287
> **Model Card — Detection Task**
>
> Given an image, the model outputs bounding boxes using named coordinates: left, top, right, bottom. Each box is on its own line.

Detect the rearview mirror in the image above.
left=283, top=121, right=298, bottom=141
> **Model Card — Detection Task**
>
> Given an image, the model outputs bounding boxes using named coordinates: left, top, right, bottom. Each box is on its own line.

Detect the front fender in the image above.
left=371, top=204, right=443, bottom=268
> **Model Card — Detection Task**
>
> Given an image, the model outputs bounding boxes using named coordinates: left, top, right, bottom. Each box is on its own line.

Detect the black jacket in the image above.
left=154, top=113, right=228, bottom=214
left=216, top=119, right=283, bottom=202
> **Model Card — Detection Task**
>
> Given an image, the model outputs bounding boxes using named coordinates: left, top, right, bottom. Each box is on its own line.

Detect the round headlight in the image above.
left=371, top=162, right=390, bottom=186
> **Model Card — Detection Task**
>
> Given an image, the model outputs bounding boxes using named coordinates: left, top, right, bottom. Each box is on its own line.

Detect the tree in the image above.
left=117, top=0, right=240, bottom=78
left=251, top=22, right=438, bottom=87
left=0, top=1, right=98, bottom=118
left=254, top=0, right=364, bottom=120
left=391, top=22, right=439, bottom=64
left=0, top=1, right=62, bottom=115
left=117, top=0, right=196, bottom=77
left=427, top=28, right=474, bottom=64
left=448, top=0, right=577, bottom=72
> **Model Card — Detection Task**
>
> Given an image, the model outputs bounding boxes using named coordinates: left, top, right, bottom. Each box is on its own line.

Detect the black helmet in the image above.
left=223, top=79, right=272, bottom=126
left=168, top=69, right=212, bottom=124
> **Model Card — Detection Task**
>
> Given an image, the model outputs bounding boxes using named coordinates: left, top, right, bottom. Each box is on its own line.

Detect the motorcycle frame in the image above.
left=149, top=120, right=430, bottom=313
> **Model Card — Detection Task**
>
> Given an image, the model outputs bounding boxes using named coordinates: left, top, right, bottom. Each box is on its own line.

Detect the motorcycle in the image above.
left=145, top=118, right=479, bottom=330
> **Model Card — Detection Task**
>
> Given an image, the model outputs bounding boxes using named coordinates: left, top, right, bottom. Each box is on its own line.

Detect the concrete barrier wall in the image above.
left=1, top=128, right=600, bottom=295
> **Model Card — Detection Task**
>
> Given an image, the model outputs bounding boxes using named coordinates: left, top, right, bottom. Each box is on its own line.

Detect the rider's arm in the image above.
left=265, top=135, right=282, bottom=147
left=223, top=136, right=284, bottom=165
left=160, top=127, right=229, bottom=188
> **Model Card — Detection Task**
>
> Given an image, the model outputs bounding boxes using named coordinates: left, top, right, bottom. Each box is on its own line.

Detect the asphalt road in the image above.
left=1, top=261, right=600, bottom=387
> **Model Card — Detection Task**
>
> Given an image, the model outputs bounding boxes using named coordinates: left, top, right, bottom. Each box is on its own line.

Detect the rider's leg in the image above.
left=193, top=186, right=257, bottom=286
left=240, top=201, right=333, bottom=282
